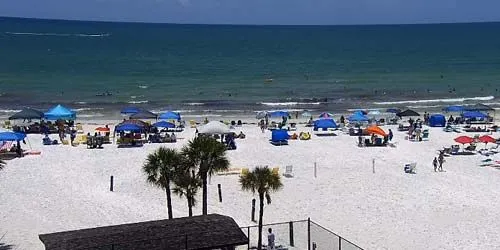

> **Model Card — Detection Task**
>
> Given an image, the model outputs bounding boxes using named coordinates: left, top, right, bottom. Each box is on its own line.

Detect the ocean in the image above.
left=1, top=17, right=499, bottom=119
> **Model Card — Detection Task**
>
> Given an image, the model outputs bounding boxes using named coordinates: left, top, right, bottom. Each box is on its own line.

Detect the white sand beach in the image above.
left=1, top=118, right=500, bottom=250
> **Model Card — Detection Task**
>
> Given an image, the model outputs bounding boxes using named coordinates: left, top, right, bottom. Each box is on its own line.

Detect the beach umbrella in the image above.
left=120, top=107, right=141, bottom=115
left=0, top=132, right=26, bottom=141
left=95, top=127, right=110, bottom=132
left=368, top=110, right=381, bottom=115
left=365, top=126, right=387, bottom=137
left=479, top=135, right=496, bottom=148
left=396, top=109, right=420, bottom=117
left=313, top=119, right=337, bottom=131
left=443, top=105, right=465, bottom=112
left=462, top=111, right=487, bottom=119
left=255, top=111, right=268, bottom=119
left=465, top=103, right=494, bottom=112
left=44, top=104, right=76, bottom=120
left=318, top=112, right=333, bottom=119
left=198, top=121, right=230, bottom=134
left=115, top=123, right=142, bottom=132
left=269, top=110, right=289, bottom=118
left=454, top=136, right=474, bottom=145
left=159, top=111, right=181, bottom=120
left=153, top=121, right=175, bottom=128
left=129, top=110, right=157, bottom=120
left=386, top=108, right=401, bottom=114
left=9, top=108, right=44, bottom=120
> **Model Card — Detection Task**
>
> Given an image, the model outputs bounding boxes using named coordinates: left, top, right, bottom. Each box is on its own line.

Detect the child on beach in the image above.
left=433, top=157, right=438, bottom=172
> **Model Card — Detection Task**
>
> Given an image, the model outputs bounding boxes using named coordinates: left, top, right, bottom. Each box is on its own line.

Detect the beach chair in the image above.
left=272, top=167, right=280, bottom=176
left=61, top=139, right=69, bottom=145
left=3, top=120, right=12, bottom=129
left=421, top=130, right=429, bottom=141
left=241, top=168, right=249, bottom=176
left=450, top=145, right=460, bottom=155
left=283, top=165, right=294, bottom=178
left=404, top=162, right=417, bottom=174
left=76, top=124, right=84, bottom=134
left=189, top=120, right=197, bottom=128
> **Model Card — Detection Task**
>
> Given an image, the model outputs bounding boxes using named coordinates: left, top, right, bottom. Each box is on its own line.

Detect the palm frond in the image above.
left=142, top=147, right=182, bottom=189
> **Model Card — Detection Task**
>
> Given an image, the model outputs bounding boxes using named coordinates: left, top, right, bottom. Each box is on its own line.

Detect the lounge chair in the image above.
left=283, top=165, right=294, bottom=178
left=450, top=145, right=460, bottom=155
left=404, top=163, right=417, bottom=174
left=421, top=130, right=429, bottom=141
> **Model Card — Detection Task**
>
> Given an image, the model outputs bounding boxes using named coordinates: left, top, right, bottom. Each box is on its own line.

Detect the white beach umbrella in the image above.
left=198, top=121, right=230, bottom=134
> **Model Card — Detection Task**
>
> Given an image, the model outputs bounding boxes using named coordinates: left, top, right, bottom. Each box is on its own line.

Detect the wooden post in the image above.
left=251, top=199, right=256, bottom=222
left=247, top=227, right=250, bottom=249
left=289, top=221, right=294, bottom=247
left=307, top=218, right=311, bottom=250
left=339, top=236, right=342, bottom=250
left=110, top=175, right=114, bottom=192
left=314, top=162, right=317, bottom=178
left=372, top=158, right=375, bottom=173
left=217, top=184, right=222, bottom=202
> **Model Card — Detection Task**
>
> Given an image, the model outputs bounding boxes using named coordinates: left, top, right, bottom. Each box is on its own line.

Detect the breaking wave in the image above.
left=5, top=32, right=110, bottom=37
left=373, top=96, right=494, bottom=105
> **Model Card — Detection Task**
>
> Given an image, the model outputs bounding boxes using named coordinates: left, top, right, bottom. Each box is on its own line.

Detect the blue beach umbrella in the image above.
left=269, top=111, right=289, bottom=118
left=115, top=123, right=143, bottom=132
left=120, top=107, right=141, bottom=115
left=313, top=119, right=337, bottom=131
left=443, top=105, right=465, bottom=112
left=0, top=132, right=26, bottom=141
left=159, top=111, right=181, bottom=120
left=153, top=121, right=175, bottom=128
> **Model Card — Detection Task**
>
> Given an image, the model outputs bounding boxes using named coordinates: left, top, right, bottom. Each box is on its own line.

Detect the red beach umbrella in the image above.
left=479, top=135, right=496, bottom=144
left=454, top=136, right=474, bottom=145
left=95, top=127, right=110, bottom=132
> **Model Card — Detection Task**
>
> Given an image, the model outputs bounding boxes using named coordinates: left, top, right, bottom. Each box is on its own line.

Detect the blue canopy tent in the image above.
left=44, top=105, right=76, bottom=120
left=348, top=112, right=369, bottom=122
left=153, top=121, right=175, bottom=128
left=429, top=114, right=446, bottom=127
left=318, top=112, right=333, bottom=119
left=443, top=105, right=465, bottom=112
left=120, top=107, right=141, bottom=115
left=313, top=119, right=337, bottom=131
left=0, top=132, right=26, bottom=141
left=115, top=123, right=143, bottom=132
left=269, top=111, right=289, bottom=118
left=462, top=111, right=487, bottom=119
left=270, top=129, right=289, bottom=146
left=159, top=111, right=181, bottom=120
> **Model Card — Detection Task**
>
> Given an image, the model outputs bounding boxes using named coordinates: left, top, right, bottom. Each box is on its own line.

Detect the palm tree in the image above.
left=143, top=147, right=181, bottom=219
left=240, top=166, right=283, bottom=250
left=173, top=168, right=201, bottom=217
left=182, top=136, right=230, bottom=215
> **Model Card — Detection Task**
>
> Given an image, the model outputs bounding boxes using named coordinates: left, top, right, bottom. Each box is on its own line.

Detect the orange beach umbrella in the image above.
left=365, top=126, right=387, bottom=137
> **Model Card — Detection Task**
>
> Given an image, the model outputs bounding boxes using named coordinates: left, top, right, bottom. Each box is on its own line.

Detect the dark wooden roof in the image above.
left=39, top=214, right=248, bottom=250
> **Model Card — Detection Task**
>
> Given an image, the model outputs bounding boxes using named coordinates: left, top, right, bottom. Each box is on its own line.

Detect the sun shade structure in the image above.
left=8, top=108, right=44, bottom=120
left=347, top=112, right=369, bottom=122
left=120, top=106, right=141, bottom=115
left=0, top=132, right=26, bottom=141
left=443, top=105, right=465, bottom=112
left=396, top=109, right=420, bottom=117
left=313, top=119, right=337, bottom=131
left=462, top=111, right=487, bottom=119
left=318, top=112, right=333, bottom=119
left=198, top=121, right=230, bottom=134
left=120, top=119, right=148, bottom=128
left=479, top=135, right=496, bottom=144
left=364, top=126, right=387, bottom=137
left=269, top=110, right=289, bottom=118
left=39, top=214, right=248, bottom=250
left=271, top=129, right=290, bottom=141
left=429, top=114, right=446, bottom=127
left=44, top=105, right=76, bottom=120
left=153, top=121, right=175, bottom=128
left=465, top=103, right=495, bottom=112
left=454, top=136, right=474, bottom=145
left=114, top=123, right=143, bottom=132
left=129, top=110, right=157, bottom=120
left=158, top=111, right=181, bottom=120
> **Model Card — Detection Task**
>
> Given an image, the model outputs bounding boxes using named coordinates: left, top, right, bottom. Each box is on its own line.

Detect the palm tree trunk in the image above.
left=202, top=172, right=208, bottom=215
left=257, top=192, right=265, bottom=250
left=165, top=179, right=173, bottom=219
left=187, top=196, right=193, bottom=217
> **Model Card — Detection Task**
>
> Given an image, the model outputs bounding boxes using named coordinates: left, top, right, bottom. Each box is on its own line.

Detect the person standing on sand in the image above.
left=388, top=129, right=393, bottom=141
left=433, top=157, right=438, bottom=172
left=438, top=153, right=444, bottom=171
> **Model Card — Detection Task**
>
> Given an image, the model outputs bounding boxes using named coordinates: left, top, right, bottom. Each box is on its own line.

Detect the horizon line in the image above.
left=1, top=15, right=499, bottom=27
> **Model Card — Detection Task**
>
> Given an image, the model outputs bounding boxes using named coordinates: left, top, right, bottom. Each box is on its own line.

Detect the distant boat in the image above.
left=96, top=91, right=112, bottom=97
left=264, top=78, right=273, bottom=83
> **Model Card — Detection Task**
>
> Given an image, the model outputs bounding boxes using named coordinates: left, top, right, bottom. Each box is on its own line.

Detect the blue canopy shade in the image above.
left=120, top=107, right=141, bottom=115
left=443, top=105, right=465, bottom=112
left=44, top=105, right=76, bottom=120
left=153, top=121, right=175, bottom=128
left=269, top=111, right=289, bottom=118
left=348, top=113, right=369, bottom=122
left=159, top=111, right=181, bottom=120
left=313, top=119, right=337, bottom=131
left=271, top=129, right=289, bottom=142
left=115, top=123, right=143, bottom=132
left=0, top=132, right=26, bottom=141
left=429, top=114, right=446, bottom=127
left=462, top=111, right=487, bottom=119
left=318, top=112, right=333, bottom=119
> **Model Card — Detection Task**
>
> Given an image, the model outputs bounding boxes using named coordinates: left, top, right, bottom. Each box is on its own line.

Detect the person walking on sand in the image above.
left=438, top=153, right=444, bottom=172
left=267, top=228, right=275, bottom=250
left=388, top=129, right=393, bottom=141
left=433, top=157, right=438, bottom=172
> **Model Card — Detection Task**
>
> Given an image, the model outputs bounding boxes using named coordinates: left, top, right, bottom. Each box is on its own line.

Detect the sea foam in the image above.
left=374, top=96, right=494, bottom=105
left=5, top=32, right=110, bottom=37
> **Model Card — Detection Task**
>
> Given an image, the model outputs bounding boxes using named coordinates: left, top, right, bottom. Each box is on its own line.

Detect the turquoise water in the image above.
left=0, top=17, right=499, bottom=118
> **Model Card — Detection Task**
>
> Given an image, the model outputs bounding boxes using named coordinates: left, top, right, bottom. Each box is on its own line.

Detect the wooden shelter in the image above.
left=39, top=214, right=248, bottom=250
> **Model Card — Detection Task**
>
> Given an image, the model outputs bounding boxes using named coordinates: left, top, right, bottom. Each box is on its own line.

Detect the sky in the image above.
left=0, top=0, right=499, bottom=25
